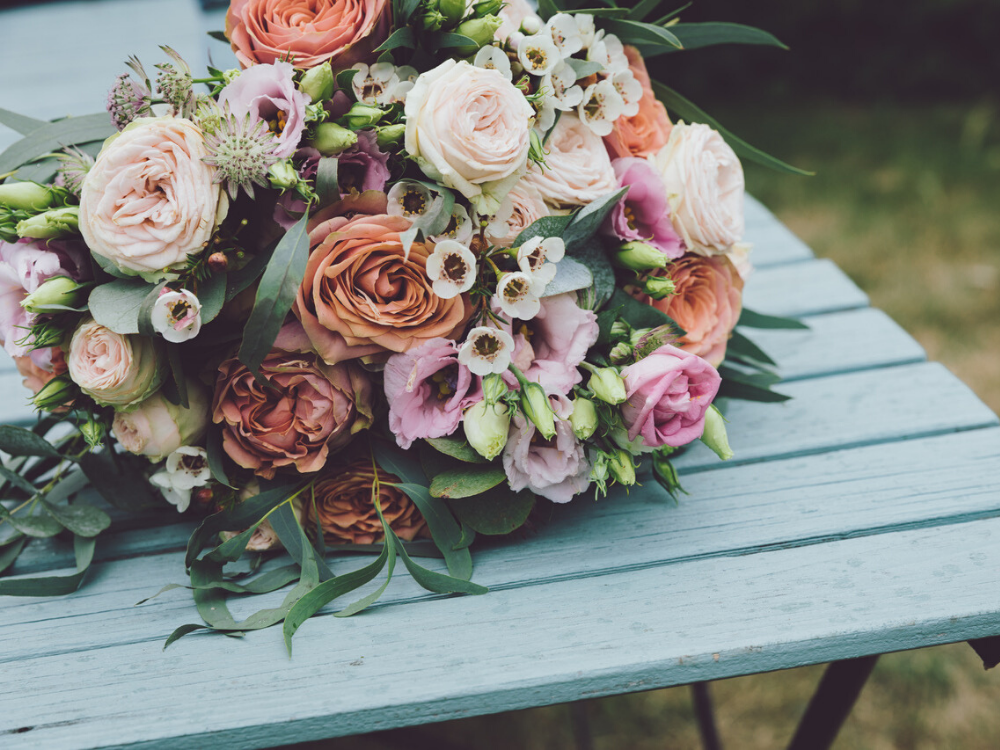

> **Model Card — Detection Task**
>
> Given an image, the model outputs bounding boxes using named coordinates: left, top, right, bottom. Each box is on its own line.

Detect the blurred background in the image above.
left=2, top=0, right=998, bottom=747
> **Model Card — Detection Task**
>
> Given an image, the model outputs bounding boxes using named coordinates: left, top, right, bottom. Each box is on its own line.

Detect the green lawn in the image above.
left=316, top=103, right=1000, bottom=749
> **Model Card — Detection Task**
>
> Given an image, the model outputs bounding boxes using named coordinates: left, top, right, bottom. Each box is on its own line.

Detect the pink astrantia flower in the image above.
left=384, top=338, right=482, bottom=450
left=218, top=61, right=310, bottom=159
left=602, top=157, right=683, bottom=258
left=619, top=344, right=721, bottom=451
left=503, top=392, right=590, bottom=503
left=506, top=293, right=599, bottom=395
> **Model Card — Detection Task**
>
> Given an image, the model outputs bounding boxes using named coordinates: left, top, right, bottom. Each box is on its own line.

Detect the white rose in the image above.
left=404, top=60, right=534, bottom=215
left=651, top=121, right=745, bottom=255
left=112, top=381, right=209, bottom=461
left=79, top=117, right=226, bottom=281
left=523, top=114, right=618, bottom=209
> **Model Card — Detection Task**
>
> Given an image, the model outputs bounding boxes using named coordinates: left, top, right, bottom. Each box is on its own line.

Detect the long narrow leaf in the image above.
left=667, top=22, right=787, bottom=51
left=738, top=307, right=809, bottom=330
left=0, top=113, right=114, bottom=175
left=393, top=482, right=473, bottom=580
left=0, top=535, right=95, bottom=596
left=0, top=108, right=46, bottom=136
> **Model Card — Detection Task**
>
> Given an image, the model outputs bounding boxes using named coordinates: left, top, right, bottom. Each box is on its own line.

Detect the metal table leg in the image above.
left=786, top=655, right=879, bottom=750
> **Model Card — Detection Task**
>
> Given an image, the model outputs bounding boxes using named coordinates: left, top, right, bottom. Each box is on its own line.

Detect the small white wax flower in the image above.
left=535, top=98, right=557, bottom=133
left=494, top=271, right=541, bottom=320
left=574, top=13, right=596, bottom=48
left=389, top=65, right=419, bottom=103
left=387, top=180, right=440, bottom=219
left=588, top=31, right=629, bottom=75
left=149, top=446, right=211, bottom=513
left=425, top=240, right=477, bottom=299
left=518, top=34, right=561, bottom=77
left=541, top=60, right=584, bottom=111
left=611, top=70, right=643, bottom=117
left=474, top=46, right=513, bottom=81
left=352, top=62, right=400, bottom=106
left=151, top=287, right=202, bottom=343
left=517, top=236, right=565, bottom=292
left=459, top=326, right=516, bottom=376
left=431, top=203, right=474, bottom=244
left=578, top=78, right=626, bottom=137
left=547, top=14, right=584, bottom=58
left=482, top=197, right=515, bottom=241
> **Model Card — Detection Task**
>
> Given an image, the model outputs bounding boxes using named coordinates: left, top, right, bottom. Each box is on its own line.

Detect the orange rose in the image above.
left=225, top=0, right=390, bottom=70
left=306, top=461, right=428, bottom=545
left=603, top=46, right=673, bottom=160
left=294, top=195, right=471, bottom=365
left=14, top=347, right=67, bottom=395
left=640, top=254, right=743, bottom=367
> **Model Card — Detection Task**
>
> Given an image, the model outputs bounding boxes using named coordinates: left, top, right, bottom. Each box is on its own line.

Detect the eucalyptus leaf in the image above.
left=541, top=256, right=593, bottom=298
left=568, top=236, right=616, bottom=308
left=163, top=343, right=189, bottom=408
left=393, top=535, right=488, bottom=596
left=430, top=32, right=479, bottom=50
left=0, top=425, right=59, bottom=458
left=513, top=214, right=572, bottom=248
left=198, top=271, right=228, bottom=323
left=562, top=188, right=628, bottom=249
left=371, top=438, right=428, bottom=485
left=718, top=375, right=791, bottom=403
left=727, top=330, right=777, bottom=367
left=0, top=534, right=95, bottom=596
left=315, top=157, right=339, bottom=207
left=0, top=107, right=46, bottom=136
left=207, top=30, right=229, bottom=43
left=269, top=501, right=336, bottom=582
left=0, top=536, right=27, bottom=576
left=424, top=436, right=488, bottom=464
left=225, top=240, right=276, bottom=302
left=393, top=482, right=473, bottom=580
left=0, top=113, right=114, bottom=175
left=447, top=486, right=536, bottom=536
left=627, top=0, right=663, bottom=22
left=429, top=467, right=507, bottom=499
left=565, top=58, right=604, bottom=80
left=80, top=450, right=160, bottom=511
left=334, top=536, right=396, bottom=618
left=90, top=250, right=131, bottom=280
left=605, top=288, right=685, bottom=334
left=41, top=501, right=111, bottom=538
left=205, top=427, right=235, bottom=489
left=375, top=26, right=416, bottom=52
left=136, top=281, right=168, bottom=338
left=0, top=508, right=63, bottom=538
left=88, top=278, right=158, bottom=335
left=0, top=464, right=40, bottom=496
left=737, top=307, right=809, bottom=330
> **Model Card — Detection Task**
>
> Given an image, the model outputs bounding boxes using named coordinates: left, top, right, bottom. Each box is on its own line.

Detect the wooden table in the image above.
left=2, top=2, right=999, bottom=748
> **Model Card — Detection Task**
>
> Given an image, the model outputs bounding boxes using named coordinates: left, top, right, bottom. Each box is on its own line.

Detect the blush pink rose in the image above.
left=524, top=113, right=619, bottom=209
left=79, top=117, right=224, bottom=279
left=112, top=382, right=209, bottom=461
left=68, top=319, right=164, bottom=409
left=384, top=338, right=482, bottom=450
left=619, top=344, right=721, bottom=451
left=226, top=0, right=391, bottom=70
left=217, top=61, right=310, bottom=159
left=486, top=180, right=550, bottom=248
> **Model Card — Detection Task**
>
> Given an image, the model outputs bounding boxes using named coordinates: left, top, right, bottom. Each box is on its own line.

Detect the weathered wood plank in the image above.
left=743, top=258, right=868, bottom=317
left=743, top=195, right=815, bottom=267
left=2, top=511, right=999, bottom=749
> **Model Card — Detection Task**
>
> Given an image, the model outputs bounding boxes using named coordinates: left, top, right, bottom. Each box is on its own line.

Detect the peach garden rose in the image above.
left=67, top=319, right=164, bottom=410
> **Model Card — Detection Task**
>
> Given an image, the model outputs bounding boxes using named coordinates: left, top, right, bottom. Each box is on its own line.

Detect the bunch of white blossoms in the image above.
left=350, top=62, right=418, bottom=106
left=508, top=13, right=641, bottom=136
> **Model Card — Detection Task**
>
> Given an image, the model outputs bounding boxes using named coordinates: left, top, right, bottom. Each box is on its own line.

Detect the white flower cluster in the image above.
left=350, top=62, right=418, bottom=106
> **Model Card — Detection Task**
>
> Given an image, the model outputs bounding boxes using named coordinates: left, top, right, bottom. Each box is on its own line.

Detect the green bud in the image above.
left=339, top=103, right=384, bottom=131
left=570, top=397, right=598, bottom=440
left=268, top=160, right=299, bottom=190
left=652, top=451, right=685, bottom=499
left=80, top=419, right=106, bottom=449
left=464, top=400, right=511, bottom=461
left=455, top=15, right=503, bottom=54
left=482, top=373, right=508, bottom=405
left=32, top=375, right=75, bottom=411
left=644, top=276, right=675, bottom=300
left=613, top=241, right=668, bottom=272
left=609, top=320, right=632, bottom=343
left=472, top=0, right=503, bottom=17
left=700, top=404, right=733, bottom=461
left=0, top=182, right=57, bottom=211
left=528, top=128, right=547, bottom=165
left=311, top=122, right=358, bottom=155
left=16, top=206, right=79, bottom=239
left=439, top=0, right=466, bottom=25
left=298, top=63, right=335, bottom=103
left=588, top=367, right=627, bottom=405
left=421, top=9, right=446, bottom=31
left=608, top=341, right=634, bottom=366
left=628, top=327, right=651, bottom=347
left=221, top=69, right=242, bottom=85
left=519, top=381, right=556, bottom=440
left=634, top=324, right=680, bottom=360
left=608, top=449, right=637, bottom=486
left=375, top=123, right=407, bottom=149
left=21, top=276, right=86, bottom=313
left=25, top=321, right=64, bottom=349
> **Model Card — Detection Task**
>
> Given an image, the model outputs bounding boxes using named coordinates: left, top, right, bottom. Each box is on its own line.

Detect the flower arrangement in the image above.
left=0, top=0, right=807, bottom=648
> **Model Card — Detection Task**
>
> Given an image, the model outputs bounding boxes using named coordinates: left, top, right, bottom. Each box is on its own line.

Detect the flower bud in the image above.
left=570, top=397, right=598, bottom=440
left=521, top=15, right=543, bottom=35
left=482, top=372, right=508, bottom=405
left=32, top=375, right=76, bottom=411
left=0, top=182, right=57, bottom=211
left=421, top=9, right=446, bottom=31
left=21, top=276, right=86, bottom=313
left=80, top=419, right=105, bottom=449
left=608, top=449, right=637, bottom=486
left=644, top=276, right=675, bottom=300
left=588, top=367, right=627, bottom=405
left=16, top=206, right=79, bottom=240
left=339, top=103, right=384, bottom=131
left=700, top=404, right=733, bottom=461
left=609, top=320, right=631, bottom=343
left=192, top=486, right=215, bottom=506
left=528, top=128, right=547, bottom=165
left=519, top=381, right=556, bottom=440
left=464, top=400, right=511, bottom=461
left=27, top=321, right=65, bottom=349
left=455, top=15, right=503, bottom=54
left=207, top=252, right=229, bottom=273
left=634, top=324, right=680, bottom=360
left=268, top=160, right=299, bottom=190
left=473, top=0, right=503, bottom=17
left=613, top=241, right=669, bottom=272
left=375, top=123, right=407, bottom=149
left=608, top=341, right=633, bottom=365
left=439, top=0, right=466, bottom=25
left=298, top=63, right=335, bottom=103
left=652, top=451, right=684, bottom=498
left=628, top=327, right=651, bottom=347
left=312, top=122, right=358, bottom=155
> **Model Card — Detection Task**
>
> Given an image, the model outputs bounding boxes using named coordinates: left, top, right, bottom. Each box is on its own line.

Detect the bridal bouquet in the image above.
left=0, top=0, right=805, bottom=648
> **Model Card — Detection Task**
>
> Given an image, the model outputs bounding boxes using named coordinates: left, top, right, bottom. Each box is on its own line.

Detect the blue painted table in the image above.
left=1, top=2, right=999, bottom=748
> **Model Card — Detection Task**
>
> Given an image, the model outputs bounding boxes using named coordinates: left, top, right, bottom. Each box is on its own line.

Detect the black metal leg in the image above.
left=786, top=655, right=879, bottom=750
left=571, top=701, right=595, bottom=750
left=691, top=682, right=723, bottom=750
left=968, top=636, right=1000, bottom=669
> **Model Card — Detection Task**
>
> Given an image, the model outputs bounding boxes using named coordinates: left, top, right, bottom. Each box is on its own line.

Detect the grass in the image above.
left=310, top=102, right=1000, bottom=749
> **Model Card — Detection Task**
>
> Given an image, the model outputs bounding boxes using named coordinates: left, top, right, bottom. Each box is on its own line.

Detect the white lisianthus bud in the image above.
left=588, top=366, right=627, bottom=405
left=151, top=288, right=202, bottom=343
left=608, top=448, right=637, bottom=486
left=518, top=380, right=556, bottom=440
left=149, top=446, right=212, bottom=513
left=700, top=404, right=734, bottom=460
left=299, top=64, right=334, bottom=103
left=21, top=276, right=86, bottom=313
left=516, top=235, right=564, bottom=293
left=614, top=240, right=669, bottom=271
left=474, top=46, right=513, bottom=81
left=425, top=240, right=477, bottom=299
left=463, top=400, right=511, bottom=460
left=570, top=397, right=598, bottom=440
left=518, top=34, right=561, bottom=77
left=458, top=326, right=515, bottom=376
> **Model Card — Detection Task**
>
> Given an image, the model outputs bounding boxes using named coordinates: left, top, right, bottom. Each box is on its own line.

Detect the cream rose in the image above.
left=523, top=113, right=618, bottom=209
left=79, top=117, right=225, bottom=280
left=651, top=121, right=745, bottom=255
left=112, top=381, right=209, bottom=461
left=405, top=60, right=534, bottom=214
left=487, top=180, right=550, bottom=247
left=68, top=319, right=163, bottom=409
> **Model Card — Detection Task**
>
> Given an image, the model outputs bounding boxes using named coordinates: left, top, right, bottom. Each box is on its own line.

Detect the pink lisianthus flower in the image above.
left=0, top=238, right=86, bottom=362
left=384, top=338, right=482, bottom=450
left=503, top=392, right=590, bottom=503
left=218, top=61, right=310, bottom=159
left=504, top=293, right=599, bottom=395
left=602, top=158, right=683, bottom=258
left=618, top=344, right=721, bottom=451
